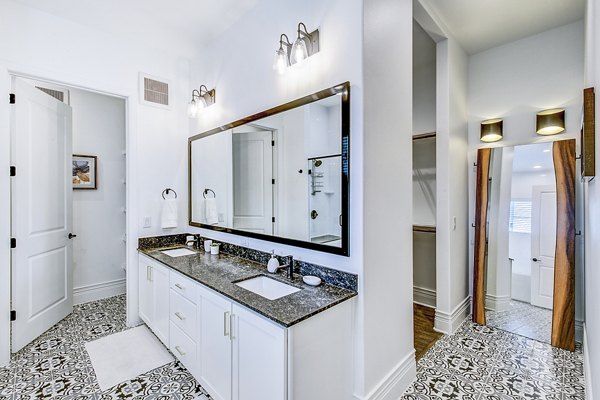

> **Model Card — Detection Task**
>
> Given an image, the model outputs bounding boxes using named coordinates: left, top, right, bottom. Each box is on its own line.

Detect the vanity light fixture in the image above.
left=273, top=22, right=320, bottom=73
left=536, top=108, right=565, bottom=135
left=273, top=34, right=293, bottom=75
left=480, top=118, right=503, bottom=143
left=187, top=85, right=216, bottom=118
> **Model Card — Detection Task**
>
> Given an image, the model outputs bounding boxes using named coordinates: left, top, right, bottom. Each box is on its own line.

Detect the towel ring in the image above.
left=162, top=188, right=177, bottom=199
left=203, top=188, right=216, bottom=199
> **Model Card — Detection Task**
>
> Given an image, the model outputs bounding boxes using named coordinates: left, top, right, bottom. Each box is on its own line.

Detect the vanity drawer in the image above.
left=170, top=272, right=198, bottom=304
left=169, top=322, right=197, bottom=372
left=169, top=289, right=197, bottom=338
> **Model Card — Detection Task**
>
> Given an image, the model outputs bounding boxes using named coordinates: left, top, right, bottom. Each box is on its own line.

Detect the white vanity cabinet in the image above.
left=138, top=254, right=170, bottom=344
left=138, top=253, right=354, bottom=400
left=196, top=284, right=286, bottom=400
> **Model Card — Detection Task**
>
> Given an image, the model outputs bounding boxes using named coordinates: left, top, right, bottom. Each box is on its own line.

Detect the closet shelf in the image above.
left=413, top=225, right=436, bottom=233
left=412, top=132, right=436, bottom=141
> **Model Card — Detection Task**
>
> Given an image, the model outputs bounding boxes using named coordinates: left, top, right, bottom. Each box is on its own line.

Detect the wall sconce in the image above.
left=480, top=118, right=503, bottom=143
left=188, top=85, right=216, bottom=118
left=536, top=108, right=565, bottom=135
left=273, top=22, right=320, bottom=74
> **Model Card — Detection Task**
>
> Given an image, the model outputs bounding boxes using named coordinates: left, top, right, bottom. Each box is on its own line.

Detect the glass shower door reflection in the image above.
left=308, top=156, right=342, bottom=247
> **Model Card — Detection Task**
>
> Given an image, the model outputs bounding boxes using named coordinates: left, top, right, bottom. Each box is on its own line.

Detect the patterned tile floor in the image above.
left=0, top=295, right=211, bottom=399
left=486, top=300, right=552, bottom=344
left=402, top=321, right=585, bottom=400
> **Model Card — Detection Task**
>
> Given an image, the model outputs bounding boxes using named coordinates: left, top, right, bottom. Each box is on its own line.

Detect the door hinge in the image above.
left=271, top=140, right=275, bottom=147
left=10, top=238, right=16, bottom=248
left=10, top=311, right=16, bottom=321
left=272, top=179, right=275, bottom=185
left=272, top=217, right=276, bottom=223
left=10, top=166, right=16, bottom=177
left=9, top=93, right=15, bottom=104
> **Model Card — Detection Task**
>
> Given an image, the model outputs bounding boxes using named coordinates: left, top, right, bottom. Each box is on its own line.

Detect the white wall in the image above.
left=364, top=0, right=415, bottom=397
left=436, top=35, right=470, bottom=333
left=468, top=21, right=584, bottom=147
left=467, top=20, right=585, bottom=342
left=584, top=0, right=600, bottom=397
left=486, top=147, right=513, bottom=311
left=190, top=0, right=416, bottom=396
left=70, top=88, right=127, bottom=304
left=0, top=0, right=193, bottom=364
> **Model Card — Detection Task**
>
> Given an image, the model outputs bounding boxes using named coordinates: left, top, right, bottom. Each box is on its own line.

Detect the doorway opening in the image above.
left=412, top=18, right=441, bottom=359
left=10, top=76, right=127, bottom=352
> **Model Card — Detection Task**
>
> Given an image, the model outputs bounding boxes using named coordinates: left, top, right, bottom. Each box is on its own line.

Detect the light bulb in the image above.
left=199, top=96, right=208, bottom=108
left=291, top=38, right=308, bottom=66
left=187, top=99, right=198, bottom=118
left=273, top=48, right=289, bottom=75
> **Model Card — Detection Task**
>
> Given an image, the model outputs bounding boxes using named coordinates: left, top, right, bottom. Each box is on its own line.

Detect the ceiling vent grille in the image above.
left=139, top=73, right=171, bottom=109
left=36, top=87, right=65, bottom=102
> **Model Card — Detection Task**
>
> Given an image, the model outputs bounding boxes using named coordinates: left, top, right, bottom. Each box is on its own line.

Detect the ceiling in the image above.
left=11, top=0, right=258, bottom=53
left=512, top=142, right=554, bottom=173
left=421, top=0, right=586, bottom=54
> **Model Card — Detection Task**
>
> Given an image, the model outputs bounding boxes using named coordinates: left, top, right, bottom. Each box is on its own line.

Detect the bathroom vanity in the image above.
left=137, top=239, right=356, bottom=400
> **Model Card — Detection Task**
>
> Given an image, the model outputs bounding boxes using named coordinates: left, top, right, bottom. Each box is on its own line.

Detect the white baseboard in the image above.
left=435, top=296, right=471, bottom=334
left=484, top=293, right=511, bottom=312
left=354, top=350, right=417, bottom=400
left=584, top=324, right=594, bottom=400
left=73, top=278, right=126, bottom=305
left=413, top=286, right=436, bottom=308
left=575, top=319, right=583, bottom=344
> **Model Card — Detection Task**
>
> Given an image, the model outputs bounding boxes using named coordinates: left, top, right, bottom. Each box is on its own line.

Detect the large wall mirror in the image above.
left=189, top=82, right=350, bottom=256
left=472, top=139, right=576, bottom=351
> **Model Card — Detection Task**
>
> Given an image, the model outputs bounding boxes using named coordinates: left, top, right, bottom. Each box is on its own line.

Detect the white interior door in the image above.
left=530, top=185, right=556, bottom=309
left=232, top=130, right=273, bottom=234
left=11, top=77, right=73, bottom=352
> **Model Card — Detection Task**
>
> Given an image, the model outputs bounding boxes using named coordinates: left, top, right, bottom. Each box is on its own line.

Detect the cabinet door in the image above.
left=232, top=304, right=286, bottom=400
left=198, top=286, right=233, bottom=400
left=138, top=257, right=153, bottom=326
left=152, top=263, right=170, bottom=345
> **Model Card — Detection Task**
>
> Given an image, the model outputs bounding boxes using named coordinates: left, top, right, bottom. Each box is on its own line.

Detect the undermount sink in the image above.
left=235, top=276, right=301, bottom=300
left=161, top=248, right=197, bottom=257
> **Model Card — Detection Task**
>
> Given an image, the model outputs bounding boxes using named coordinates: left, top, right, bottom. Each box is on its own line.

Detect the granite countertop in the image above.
left=139, top=245, right=357, bottom=328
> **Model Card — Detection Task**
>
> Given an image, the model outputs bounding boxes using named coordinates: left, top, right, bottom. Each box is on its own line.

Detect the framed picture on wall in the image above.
left=72, top=154, right=97, bottom=189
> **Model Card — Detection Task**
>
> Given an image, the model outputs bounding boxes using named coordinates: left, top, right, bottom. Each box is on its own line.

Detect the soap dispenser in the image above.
left=267, top=251, right=280, bottom=273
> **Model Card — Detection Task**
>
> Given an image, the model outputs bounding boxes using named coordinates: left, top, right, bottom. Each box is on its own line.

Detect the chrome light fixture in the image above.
left=480, top=118, right=503, bottom=143
left=274, top=22, right=320, bottom=73
left=188, top=85, right=216, bottom=118
left=536, top=108, right=565, bottom=135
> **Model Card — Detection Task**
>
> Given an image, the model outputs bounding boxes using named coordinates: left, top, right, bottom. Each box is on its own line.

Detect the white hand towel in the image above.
left=205, top=198, right=219, bottom=225
left=161, top=199, right=178, bottom=229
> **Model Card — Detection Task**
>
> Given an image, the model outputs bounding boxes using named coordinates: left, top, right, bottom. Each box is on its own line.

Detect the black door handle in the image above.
left=532, top=258, right=540, bottom=262
left=68, top=233, right=77, bottom=239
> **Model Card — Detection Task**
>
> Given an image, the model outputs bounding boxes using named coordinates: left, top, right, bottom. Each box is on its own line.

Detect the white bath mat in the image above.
left=85, top=325, right=174, bottom=391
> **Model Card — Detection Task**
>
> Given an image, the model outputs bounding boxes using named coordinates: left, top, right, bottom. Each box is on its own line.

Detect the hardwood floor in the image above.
left=413, top=303, right=442, bottom=360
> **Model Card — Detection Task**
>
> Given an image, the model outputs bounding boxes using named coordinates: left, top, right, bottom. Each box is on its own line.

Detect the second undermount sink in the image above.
left=235, top=276, right=301, bottom=300
left=161, top=248, right=197, bottom=257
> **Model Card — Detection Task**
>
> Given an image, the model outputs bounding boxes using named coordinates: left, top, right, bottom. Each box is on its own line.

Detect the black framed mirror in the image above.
left=188, top=82, right=350, bottom=256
